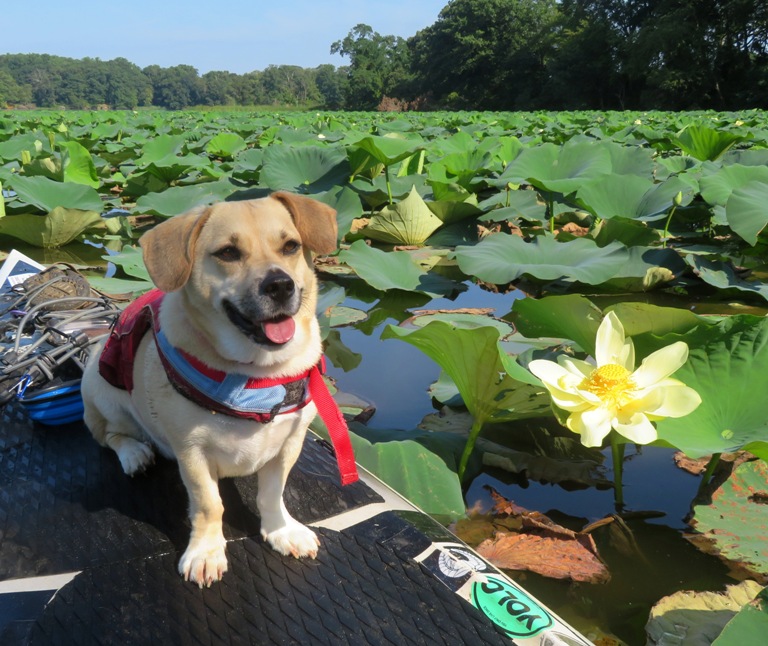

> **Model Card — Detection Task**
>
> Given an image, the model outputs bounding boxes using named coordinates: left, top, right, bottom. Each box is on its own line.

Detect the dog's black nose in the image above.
left=261, top=270, right=295, bottom=303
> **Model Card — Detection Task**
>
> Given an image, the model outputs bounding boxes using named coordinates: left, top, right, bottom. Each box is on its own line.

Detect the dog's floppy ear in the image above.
left=271, top=191, right=338, bottom=255
left=139, top=206, right=212, bottom=292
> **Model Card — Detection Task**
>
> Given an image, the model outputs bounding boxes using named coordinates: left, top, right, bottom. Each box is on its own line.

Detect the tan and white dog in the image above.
left=81, top=192, right=341, bottom=587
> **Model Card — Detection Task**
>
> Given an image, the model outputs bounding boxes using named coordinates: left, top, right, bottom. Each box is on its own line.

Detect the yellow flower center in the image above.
left=580, top=363, right=635, bottom=405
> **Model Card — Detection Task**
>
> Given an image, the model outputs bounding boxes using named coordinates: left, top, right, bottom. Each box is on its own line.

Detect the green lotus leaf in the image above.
left=406, top=310, right=514, bottom=338
left=0, top=208, right=102, bottom=247
left=260, top=144, right=349, bottom=193
left=576, top=174, right=654, bottom=220
left=591, top=217, right=661, bottom=247
left=501, top=140, right=612, bottom=195
left=382, top=321, right=549, bottom=426
left=580, top=174, right=695, bottom=223
left=231, top=148, right=264, bottom=181
left=725, top=179, right=768, bottom=245
left=141, top=153, right=212, bottom=183
left=338, top=422, right=467, bottom=521
left=56, top=141, right=99, bottom=188
left=349, top=135, right=424, bottom=167
left=647, top=580, right=765, bottom=646
left=7, top=175, right=102, bottom=213
left=454, top=234, right=628, bottom=285
left=606, top=302, right=703, bottom=339
left=684, top=254, right=768, bottom=302
left=603, top=140, right=655, bottom=177
left=479, top=190, right=546, bottom=224
left=428, top=150, right=493, bottom=189
left=338, top=239, right=458, bottom=297
left=689, top=460, right=768, bottom=578
left=361, top=186, right=443, bottom=245
left=673, top=124, right=747, bottom=161
left=427, top=195, right=482, bottom=224
left=134, top=134, right=186, bottom=164
left=135, top=179, right=236, bottom=217
left=0, top=133, right=45, bottom=163
left=714, top=586, right=768, bottom=645
left=103, top=245, right=151, bottom=282
left=655, top=315, right=768, bottom=457
left=205, top=132, right=247, bottom=159
left=511, top=294, right=603, bottom=355
left=699, top=164, right=768, bottom=208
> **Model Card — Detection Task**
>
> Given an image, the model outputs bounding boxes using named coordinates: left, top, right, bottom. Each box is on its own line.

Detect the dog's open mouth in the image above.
left=223, top=300, right=296, bottom=346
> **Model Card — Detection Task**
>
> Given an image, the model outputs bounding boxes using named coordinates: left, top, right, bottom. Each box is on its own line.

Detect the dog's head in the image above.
left=139, top=192, right=337, bottom=370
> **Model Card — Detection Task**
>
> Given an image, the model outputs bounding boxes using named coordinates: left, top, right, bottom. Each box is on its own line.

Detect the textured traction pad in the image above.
left=0, top=406, right=512, bottom=645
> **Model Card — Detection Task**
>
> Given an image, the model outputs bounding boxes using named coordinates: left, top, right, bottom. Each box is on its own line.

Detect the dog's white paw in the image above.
left=262, top=521, right=320, bottom=559
left=115, top=438, right=155, bottom=476
left=179, top=536, right=228, bottom=588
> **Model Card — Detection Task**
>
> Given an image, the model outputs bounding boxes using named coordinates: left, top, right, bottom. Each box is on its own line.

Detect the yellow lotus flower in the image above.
left=528, top=311, right=701, bottom=447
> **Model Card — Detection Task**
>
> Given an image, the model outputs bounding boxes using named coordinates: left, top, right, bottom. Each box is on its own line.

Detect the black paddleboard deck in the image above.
left=0, top=405, right=590, bottom=645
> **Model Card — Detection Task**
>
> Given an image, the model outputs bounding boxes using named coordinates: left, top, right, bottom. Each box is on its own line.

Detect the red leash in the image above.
left=308, top=359, right=359, bottom=485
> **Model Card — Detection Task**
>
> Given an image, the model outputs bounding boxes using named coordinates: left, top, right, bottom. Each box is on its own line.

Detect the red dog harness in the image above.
left=99, top=289, right=358, bottom=485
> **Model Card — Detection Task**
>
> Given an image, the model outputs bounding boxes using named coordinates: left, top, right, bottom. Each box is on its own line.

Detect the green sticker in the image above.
left=471, top=574, right=554, bottom=638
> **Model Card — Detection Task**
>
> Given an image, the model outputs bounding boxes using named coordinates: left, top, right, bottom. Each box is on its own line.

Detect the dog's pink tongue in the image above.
left=263, top=316, right=296, bottom=344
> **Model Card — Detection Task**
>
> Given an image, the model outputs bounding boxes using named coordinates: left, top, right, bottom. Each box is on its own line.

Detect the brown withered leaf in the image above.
left=476, top=531, right=610, bottom=583
left=482, top=486, right=610, bottom=583
left=673, top=450, right=755, bottom=476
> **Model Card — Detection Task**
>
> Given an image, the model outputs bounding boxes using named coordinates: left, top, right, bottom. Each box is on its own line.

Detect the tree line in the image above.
left=2, top=0, right=767, bottom=112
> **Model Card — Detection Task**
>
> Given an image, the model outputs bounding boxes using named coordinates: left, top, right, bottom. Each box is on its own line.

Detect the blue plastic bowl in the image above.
left=19, top=380, right=84, bottom=425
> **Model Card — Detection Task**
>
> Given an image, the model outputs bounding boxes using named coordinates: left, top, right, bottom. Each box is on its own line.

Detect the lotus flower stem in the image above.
left=611, top=432, right=625, bottom=510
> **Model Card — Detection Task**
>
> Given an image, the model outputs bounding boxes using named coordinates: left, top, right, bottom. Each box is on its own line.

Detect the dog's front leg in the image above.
left=177, top=451, right=228, bottom=587
left=257, top=428, right=320, bottom=559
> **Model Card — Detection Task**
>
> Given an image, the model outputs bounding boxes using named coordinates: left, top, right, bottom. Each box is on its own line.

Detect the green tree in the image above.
left=0, top=69, right=32, bottom=105
left=261, top=65, right=320, bottom=105
left=200, top=70, right=238, bottom=106
left=315, top=64, right=347, bottom=109
left=105, top=58, right=151, bottom=108
left=144, top=64, right=202, bottom=109
left=409, top=0, right=559, bottom=109
left=331, top=24, right=411, bottom=109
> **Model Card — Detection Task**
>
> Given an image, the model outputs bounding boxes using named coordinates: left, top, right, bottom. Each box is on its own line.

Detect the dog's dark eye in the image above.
left=213, top=245, right=242, bottom=262
left=282, top=240, right=301, bottom=255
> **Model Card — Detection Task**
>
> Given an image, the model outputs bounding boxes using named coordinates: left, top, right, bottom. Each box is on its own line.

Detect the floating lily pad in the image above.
left=338, top=240, right=458, bottom=297
left=454, top=234, right=629, bottom=286
left=260, top=144, right=349, bottom=193
left=688, top=460, right=768, bottom=581
left=501, top=140, right=612, bottom=195
left=312, top=418, right=466, bottom=520
left=8, top=175, right=103, bottom=213
left=135, top=179, right=236, bottom=217
left=655, top=315, right=768, bottom=459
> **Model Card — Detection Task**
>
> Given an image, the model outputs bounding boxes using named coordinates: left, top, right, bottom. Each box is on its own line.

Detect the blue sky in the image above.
left=4, top=1, right=447, bottom=74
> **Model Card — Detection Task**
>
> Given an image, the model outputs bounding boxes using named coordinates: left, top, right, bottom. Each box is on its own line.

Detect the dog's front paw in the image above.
left=262, top=521, right=320, bottom=559
left=114, top=438, right=155, bottom=476
left=179, top=537, right=228, bottom=587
